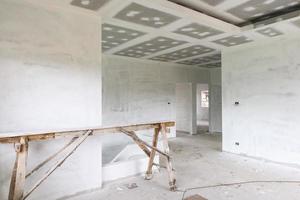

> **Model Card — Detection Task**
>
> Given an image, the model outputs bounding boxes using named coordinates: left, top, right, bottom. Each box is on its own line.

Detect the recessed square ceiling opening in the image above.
left=150, top=45, right=215, bottom=62
left=200, top=0, right=225, bottom=6
left=174, top=23, right=224, bottom=39
left=227, top=0, right=300, bottom=20
left=256, top=27, right=283, bottom=37
left=71, top=0, right=110, bottom=11
left=115, top=37, right=187, bottom=58
left=114, top=2, right=180, bottom=28
left=213, top=35, right=253, bottom=47
left=177, top=53, right=221, bottom=65
left=102, top=23, right=146, bottom=52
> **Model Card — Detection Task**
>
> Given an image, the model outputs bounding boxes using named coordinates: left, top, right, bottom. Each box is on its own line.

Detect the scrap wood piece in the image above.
left=8, top=137, right=28, bottom=200
left=23, top=130, right=93, bottom=200
left=184, top=194, right=208, bottom=200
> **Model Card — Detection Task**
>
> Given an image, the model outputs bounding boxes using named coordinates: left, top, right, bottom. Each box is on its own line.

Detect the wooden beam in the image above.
left=8, top=137, right=28, bottom=200
left=145, top=127, right=160, bottom=180
left=160, top=123, right=176, bottom=191
left=0, top=121, right=175, bottom=144
left=23, top=130, right=92, bottom=200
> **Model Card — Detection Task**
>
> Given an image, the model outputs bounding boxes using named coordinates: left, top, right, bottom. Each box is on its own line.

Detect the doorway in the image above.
left=197, top=84, right=209, bottom=133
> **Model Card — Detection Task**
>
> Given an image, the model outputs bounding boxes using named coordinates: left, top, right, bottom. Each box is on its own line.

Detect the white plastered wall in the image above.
left=209, top=67, right=222, bottom=133
left=0, top=0, right=102, bottom=199
left=222, top=34, right=300, bottom=165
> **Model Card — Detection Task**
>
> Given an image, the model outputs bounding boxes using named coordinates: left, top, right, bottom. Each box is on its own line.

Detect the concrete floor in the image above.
left=70, top=133, right=300, bottom=200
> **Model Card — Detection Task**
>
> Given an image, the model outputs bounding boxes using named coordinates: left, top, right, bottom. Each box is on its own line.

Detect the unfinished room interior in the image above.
left=1, top=0, right=300, bottom=199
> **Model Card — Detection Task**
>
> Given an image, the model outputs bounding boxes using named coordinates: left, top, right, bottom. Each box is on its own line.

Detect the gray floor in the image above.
left=71, top=133, right=300, bottom=200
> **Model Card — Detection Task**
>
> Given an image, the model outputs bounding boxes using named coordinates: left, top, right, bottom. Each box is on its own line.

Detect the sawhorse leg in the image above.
left=145, top=127, right=160, bottom=179
left=161, top=123, right=176, bottom=191
left=9, top=137, right=28, bottom=200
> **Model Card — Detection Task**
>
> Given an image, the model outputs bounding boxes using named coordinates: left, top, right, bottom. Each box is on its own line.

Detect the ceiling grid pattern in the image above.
left=70, top=0, right=300, bottom=68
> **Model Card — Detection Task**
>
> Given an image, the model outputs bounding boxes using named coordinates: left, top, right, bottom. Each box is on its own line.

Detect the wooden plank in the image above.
left=145, top=127, right=160, bottom=180
left=23, top=130, right=92, bottom=200
left=160, top=123, right=176, bottom=191
left=8, top=137, right=28, bottom=200
left=0, top=121, right=175, bottom=144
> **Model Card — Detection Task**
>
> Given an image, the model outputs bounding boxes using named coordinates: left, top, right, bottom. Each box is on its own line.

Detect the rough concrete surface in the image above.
left=69, top=133, right=300, bottom=200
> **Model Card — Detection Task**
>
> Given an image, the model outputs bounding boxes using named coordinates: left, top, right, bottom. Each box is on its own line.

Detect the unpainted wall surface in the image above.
left=102, top=55, right=210, bottom=129
left=0, top=0, right=102, bottom=136
left=222, top=35, right=300, bottom=165
left=0, top=1, right=102, bottom=199
left=209, top=68, right=222, bottom=133
left=176, top=83, right=192, bottom=132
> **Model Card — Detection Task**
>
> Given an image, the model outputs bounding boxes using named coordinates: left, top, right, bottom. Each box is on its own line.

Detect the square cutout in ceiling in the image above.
left=177, top=57, right=211, bottom=65
left=115, top=36, right=187, bottom=58
left=102, top=23, right=146, bottom=52
left=292, top=19, right=300, bottom=28
left=201, top=62, right=221, bottom=68
left=114, top=3, right=180, bottom=28
left=71, top=0, right=110, bottom=11
left=213, top=35, right=253, bottom=47
left=174, top=23, right=224, bottom=39
left=150, top=45, right=215, bottom=62
left=227, top=0, right=300, bottom=20
left=200, top=0, right=225, bottom=6
left=256, top=27, right=283, bottom=37
left=178, top=53, right=221, bottom=65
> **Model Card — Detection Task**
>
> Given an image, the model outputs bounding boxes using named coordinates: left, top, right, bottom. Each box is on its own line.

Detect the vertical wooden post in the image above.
left=145, top=127, right=160, bottom=180
left=9, top=137, right=28, bottom=200
left=160, top=123, right=176, bottom=191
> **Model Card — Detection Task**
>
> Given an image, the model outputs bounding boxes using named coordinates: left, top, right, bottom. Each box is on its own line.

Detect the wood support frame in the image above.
left=8, top=137, right=28, bottom=200
left=2, top=122, right=175, bottom=199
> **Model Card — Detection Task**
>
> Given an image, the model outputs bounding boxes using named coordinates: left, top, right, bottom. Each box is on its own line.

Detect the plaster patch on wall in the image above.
left=174, top=23, right=224, bottom=39
left=114, top=2, right=180, bottom=28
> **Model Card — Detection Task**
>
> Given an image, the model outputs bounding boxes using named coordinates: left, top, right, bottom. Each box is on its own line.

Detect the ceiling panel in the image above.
left=114, top=2, right=180, bottom=28
left=102, top=23, right=146, bottom=51
left=150, top=45, right=215, bottom=62
left=177, top=53, right=221, bottom=65
left=213, top=35, right=253, bottom=47
left=114, top=36, right=187, bottom=58
left=71, top=0, right=110, bottom=11
left=201, top=62, right=221, bottom=68
left=256, top=27, right=283, bottom=37
left=292, top=18, right=300, bottom=28
left=227, top=0, right=300, bottom=20
left=174, top=23, right=224, bottom=39
left=200, top=0, right=225, bottom=6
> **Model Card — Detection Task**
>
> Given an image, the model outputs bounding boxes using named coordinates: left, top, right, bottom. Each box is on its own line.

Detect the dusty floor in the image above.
left=71, top=133, right=300, bottom=200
